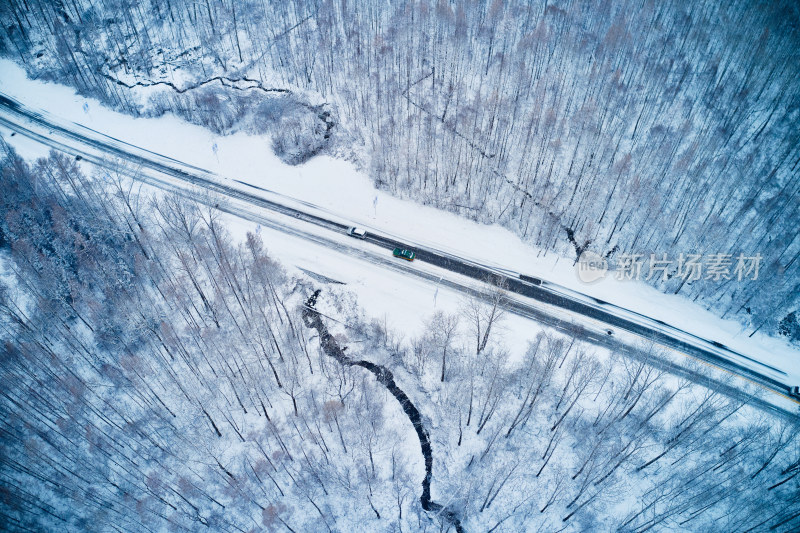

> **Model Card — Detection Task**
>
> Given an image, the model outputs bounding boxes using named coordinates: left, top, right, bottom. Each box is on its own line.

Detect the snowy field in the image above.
left=1, top=58, right=798, bottom=392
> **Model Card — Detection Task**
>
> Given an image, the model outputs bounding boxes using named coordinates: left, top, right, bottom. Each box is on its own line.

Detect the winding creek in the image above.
left=301, top=290, right=465, bottom=533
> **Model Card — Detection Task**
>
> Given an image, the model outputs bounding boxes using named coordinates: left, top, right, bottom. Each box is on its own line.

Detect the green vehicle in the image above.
left=393, top=248, right=415, bottom=261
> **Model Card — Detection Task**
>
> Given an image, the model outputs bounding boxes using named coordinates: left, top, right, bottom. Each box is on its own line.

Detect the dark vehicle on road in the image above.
left=393, top=248, right=415, bottom=261
left=519, top=274, right=542, bottom=285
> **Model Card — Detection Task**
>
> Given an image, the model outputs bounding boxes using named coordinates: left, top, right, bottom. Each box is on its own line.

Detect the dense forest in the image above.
left=1, top=144, right=799, bottom=531
left=1, top=0, right=798, bottom=338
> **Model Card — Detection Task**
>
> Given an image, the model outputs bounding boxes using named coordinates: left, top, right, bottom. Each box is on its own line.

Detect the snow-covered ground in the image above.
left=1, top=58, right=798, bottom=390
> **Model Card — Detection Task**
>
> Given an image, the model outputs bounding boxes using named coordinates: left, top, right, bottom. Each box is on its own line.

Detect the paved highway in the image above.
left=0, top=91, right=796, bottom=418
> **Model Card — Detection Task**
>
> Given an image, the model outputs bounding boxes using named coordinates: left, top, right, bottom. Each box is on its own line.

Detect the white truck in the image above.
left=347, top=227, right=366, bottom=239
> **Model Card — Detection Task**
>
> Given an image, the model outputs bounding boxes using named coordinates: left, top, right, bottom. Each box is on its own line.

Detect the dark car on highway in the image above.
left=393, top=248, right=415, bottom=261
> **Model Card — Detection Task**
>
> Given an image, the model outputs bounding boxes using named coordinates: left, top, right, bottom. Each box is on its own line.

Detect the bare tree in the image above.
left=426, top=310, right=460, bottom=382
left=462, top=276, right=507, bottom=355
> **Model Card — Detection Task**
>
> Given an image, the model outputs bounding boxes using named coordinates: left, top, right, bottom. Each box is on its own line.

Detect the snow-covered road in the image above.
left=1, top=88, right=797, bottom=418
